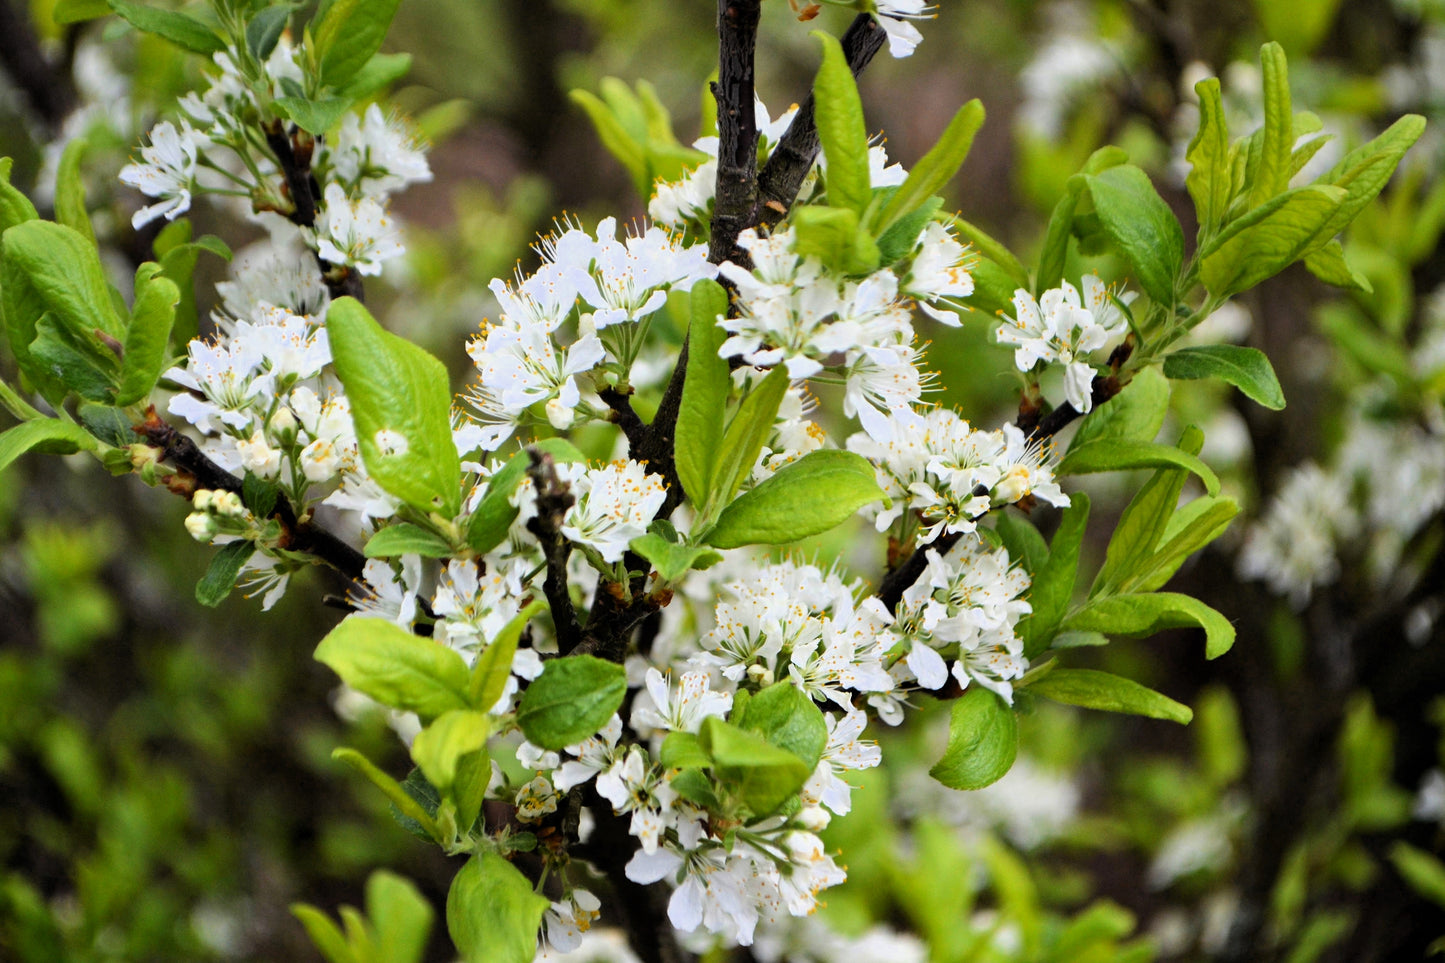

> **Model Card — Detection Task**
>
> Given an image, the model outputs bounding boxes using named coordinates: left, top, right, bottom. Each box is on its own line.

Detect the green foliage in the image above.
left=674, top=278, right=730, bottom=506
left=812, top=31, right=872, bottom=216
left=293, top=870, right=434, bottom=963
left=569, top=78, right=706, bottom=200
left=106, top=0, right=224, bottom=54
left=515, top=654, right=627, bottom=750
left=194, top=539, right=253, bottom=607
left=930, top=686, right=1018, bottom=790
left=1162, top=345, right=1285, bottom=410
left=315, top=617, right=472, bottom=721
left=446, top=853, right=548, bottom=963
left=1027, top=667, right=1193, bottom=724
left=703, top=449, right=884, bottom=548
left=464, top=438, right=586, bottom=554
left=311, top=0, right=404, bottom=88
left=699, top=715, right=813, bottom=816
left=1085, top=164, right=1183, bottom=306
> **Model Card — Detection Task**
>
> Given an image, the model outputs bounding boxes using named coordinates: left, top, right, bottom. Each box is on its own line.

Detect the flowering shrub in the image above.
left=0, top=0, right=1436, bottom=961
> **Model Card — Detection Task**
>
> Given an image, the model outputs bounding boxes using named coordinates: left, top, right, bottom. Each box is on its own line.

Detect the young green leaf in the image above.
left=333, top=747, right=441, bottom=841
left=993, top=512, right=1049, bottom=576
left=241, top=472, right=280, bottom=517
left=629, top=534, right=722, bottom=583
left=1127, top=495, right=1238, bottom=595
left=569, top=89, right=649, bottom=198
left=1246, top=43, right=1293, bottom=210
left=1314, top=113, right=1427, bottom=241
left=1199, top=184, right=1347, bottom=299
left=1020, top=492, right=1090, bottom=658
left=28, top=313, right=119, bottom=402
left=675, top=278, right=730, bottom=505
left=290, top=904, right=354, bottom=963
left=949, top=216, right=1029, bottom=287
left=1027, top=667, right=1193, bottom=724
left=1085, top=165, right=1184, bottom=306
left=1163, top=345, right=1286, bottom=410
left=659, top=731, right=712, bottom=770
left=1186, top=78, right=1231, bottom=238
left=730, top=681, right=828, bottom=770
left=313, top=0, right=403, bottom=88
left=410, top=710, right=490, bottom=792
left=811, top=31, right=871, bottom=216
left=1036, top=177, right=1086, bottom=298
left=1063, top=592, right=1236, bottom=659
left=516, top=655, right=627, bottom=750
left=106, top=0, right=224, bottom=54
left=195, top=540, right=253, bottom=607
left=699, top=716, right=812, bottom=816
left=246, top=5, right=291, bottom=60
left=53, top=0, right=112, bottom=23
left=464, top=439, right=585, bottom=554
left=0, top=157, right=40, bottom=232
left=469, top=599, right=546, bottom=710
left=704, top=449, right=884, bottom=549
left=54, top=139, right=94, bottom=245
left=362, top=523, right=455, bottom=558
left=114, top=267, right=179, bottom=406
left=1058, top=438, right=1220, bottom=495
left=339, top=51, right=414, bottom=101
left=1068, top=366, right=1170, bottom=450
left=327, top=297, right=462, bottom=517
left=273, top=97, right=353, bottom=137
left=366, top=871, right=434, bottom=963
left=0, top=420, right=97, bottom=474
left=873, top=99, right=985, bottom=236
left=446, top=853, right=549, bottom=963
left=705, top=366, right=789, bottom=520
left=929, top=686, right=1017, bottom=790
left=314, top=617, right=472, bottom=720
left=1302, top=239, right=1371, bottom=292
left=1388, top=842, right=1445, bottom=909
left=3, top=220, right=126, bottom=340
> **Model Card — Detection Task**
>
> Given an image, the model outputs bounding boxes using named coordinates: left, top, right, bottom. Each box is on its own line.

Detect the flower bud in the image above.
left=798, top=804, right=831, bottom=832
left=993, top=466, right=1031, bottom=505
left=215, top=491, right=245, bottom=517
left=193, top=489, right=214, bottom=511
left=546, top=397, right=576, bottom=430
left=746, top=663, right=774, bottom=686
left=129, top=444, right=161, bottom=471
left=269, top=405, right=298, bottom=440
left=185, top=511, right=217, bottom=542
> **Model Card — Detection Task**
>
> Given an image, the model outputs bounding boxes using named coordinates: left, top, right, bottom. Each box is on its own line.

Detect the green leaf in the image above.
left=313, top=0, right=403, bottom=88
left=469, top=599, right=546, bottom=710
left=464, top=439, right=585, bottom=554
left=1085, top=165, right=1184, bottom=306
left=731, top=681, right=827, bottom=770
left=0, top=157, right=39, bottom=232
left=1314, top=114, right=1427, bottom=241
left=315, top=617, right=471, bottom=719
left=993, top=512, right=1048, bottom=576
left=811, top=31, right=871, bottom=216
left=875, top=195, right=942, bottom=265
left=246, top=5, right=290, bottom=60
left=53, top=0, right=113, bottom=24
left=948, top=216, right=1028, bottom=287
left=391, top=767, right=442, bottom=840
left=929, top=686, right=1017, bottom=790
left=28, top=313, right=118, bottom=402
left=699, top=716, right=812, bottom=816
left=154, top=223, right=231, bottom=345
left=366, top=871, right=434, bottom=963
left=1069, top=366, right=1170, bottom=450
left=516, top=655, right=627, bottom=750
left=1186, top=78, right=1231, bottom=238
left=273, top=97, right=352, bottom=137
left=1388, top=841, right=1445, bottom=909
left=333, top=748, right=440, bottom=841
left=195, top=539, right=253, bottom=607
left=1059, top=438, right=1219, bottom=495
left=327, top=297, right=462, bottom=517
left=114, top=267, right=178, bottom=406
left=1199, top=184, right=1348, bottom=299
left=1091, top=426, right=1204, bottom=598
left=705, top=366, right=789, bottom=520
left=411, top=710, right=490, bottom=792
left=241, top=472, right=279, bottom=517
left=290, top=905, right=354, bottom=963
left=1027, top=668, right=1192, bottom=724
left=1063, top=592, right=1236, bottom=659
left=1247, top=43, right=1293, bottom=210
left=1163, top=344, right=1285, bottom=410
left=106, top=0, right=224, bottom=53
left=3, top=220, right=126, bottom=340
left=1303, top=239, right=1371, bottom=292
left=629, top=534, right=722, bottom=583
left=790, top=204, right=881, bottom=276
left=675, top=278, right=730, bottom=505
left=446, top=853, right=548, bottom=963
left=874, top=100, right=984, bottom=235
left=1036, top=177, right=1086, bottom=297
left=338, top=51, right=413, bottom=101
left=704, top=449, right=883, bottom=549
left=1020, top=492, right=1090, bottom=658
left=659, top=731, right=712, bottom=770
left=363, top=523, right=455, bottom=558
left=1129, top=495, right=1238, bottom=594
left=0, top=420, right=97, bottom=473
left=54, top=139, right=94, bottom=245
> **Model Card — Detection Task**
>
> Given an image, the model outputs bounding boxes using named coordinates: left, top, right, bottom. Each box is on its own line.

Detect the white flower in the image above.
left=872, top=0, right=935, bottom=57
left=561, top=460, right=667, bottom=564
left=216, top=244, right=329, bottom=322
left=120, top=120, right=201, bottom=228
left=464, top=322, right=605, bottom=442
left=801, top=710, right=881, bottom=815
left=431, top=560, right=521, bottom=659
left=630, top=668, right=733, bottom=736
left=1238, top=462, right=1357, bottom=607
left=542, top=890, right=602, bottom=954
left=992, top=423, right=1070, bottom=508
left=329, top=103, right=432, bottom=196
left=488, top=262, right=577, bottom=334
left=998, top=280, right=1115, bottom=412
left=314, top=182, right=405, bottom=275
left=515, top=774, right=560, bottom=821
left=554, top=217, right=716, bottom=330
left=349, top=556, right=423, bottom=630
left=904, top=221, right=974, bottom=323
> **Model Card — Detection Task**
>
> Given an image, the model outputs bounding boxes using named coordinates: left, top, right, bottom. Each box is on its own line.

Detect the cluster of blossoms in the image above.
left=119, top=38, right=427, bottom=277
left=998, top=274, right=1133, bottom=414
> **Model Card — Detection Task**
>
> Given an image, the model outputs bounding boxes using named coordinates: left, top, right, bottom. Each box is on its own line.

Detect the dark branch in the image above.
left=599, top=386, right=648, bottom=453
left=261, top=119, right=363, bottom=302
left=753, top=14, right=886, bottom=231
left=877, top=531, right=962, bottom=613
left=1026, top=374, right=1123, bottom=442
left=707, top=0, right=763, bottom=266
left=135, top=408, right=367, bottom=582
left=0, top=0, right=77, bottom=127
left=524, top=449, right=583, bottom=654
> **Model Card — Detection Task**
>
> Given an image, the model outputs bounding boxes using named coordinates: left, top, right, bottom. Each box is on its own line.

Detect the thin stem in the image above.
left=523, top=448, right=583, bottom=654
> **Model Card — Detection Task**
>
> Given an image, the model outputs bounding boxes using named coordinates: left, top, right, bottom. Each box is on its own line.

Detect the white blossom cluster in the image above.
left=998, top=274, right=1134, bottom=414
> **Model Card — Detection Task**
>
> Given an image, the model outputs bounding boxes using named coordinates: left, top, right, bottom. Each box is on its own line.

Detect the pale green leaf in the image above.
left=811, top=31, right=871, bottom=216
left=0, top=420, right=97, bottom=474
left=1058, top=438, right=1219, bottom=496
left=516, top=655, right=627, bottom=750
left=447, top=854, right=549, bottom=963
left=1027, top=668, right=1192, bottom=724
left=704, top=449, right=884, bottom=549
left=1163, top=344, right=1286, bottom=410
left=1063, top=592, right=1236, bottom=659
left=106, top=0, right=223, bottom=53
left=314, top=617, right=471, bottom=720
left=874, top=99, right=984, bottom=235
left=114, top=267, right=178, bottom=406
left=675, top=278, right=730, bottom=505
left=929, top=686, right=1017, bottom=790
left=1086, top=165, right=1184, bottom=306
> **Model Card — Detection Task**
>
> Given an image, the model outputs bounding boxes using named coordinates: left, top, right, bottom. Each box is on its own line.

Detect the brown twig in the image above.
left=261, top=119, right=363, bottom=302
left=524, top=449, right=583, bottom=654
left=599, top=386, right=648, bottom=453
left=707, top=0, right=763, bottom=267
